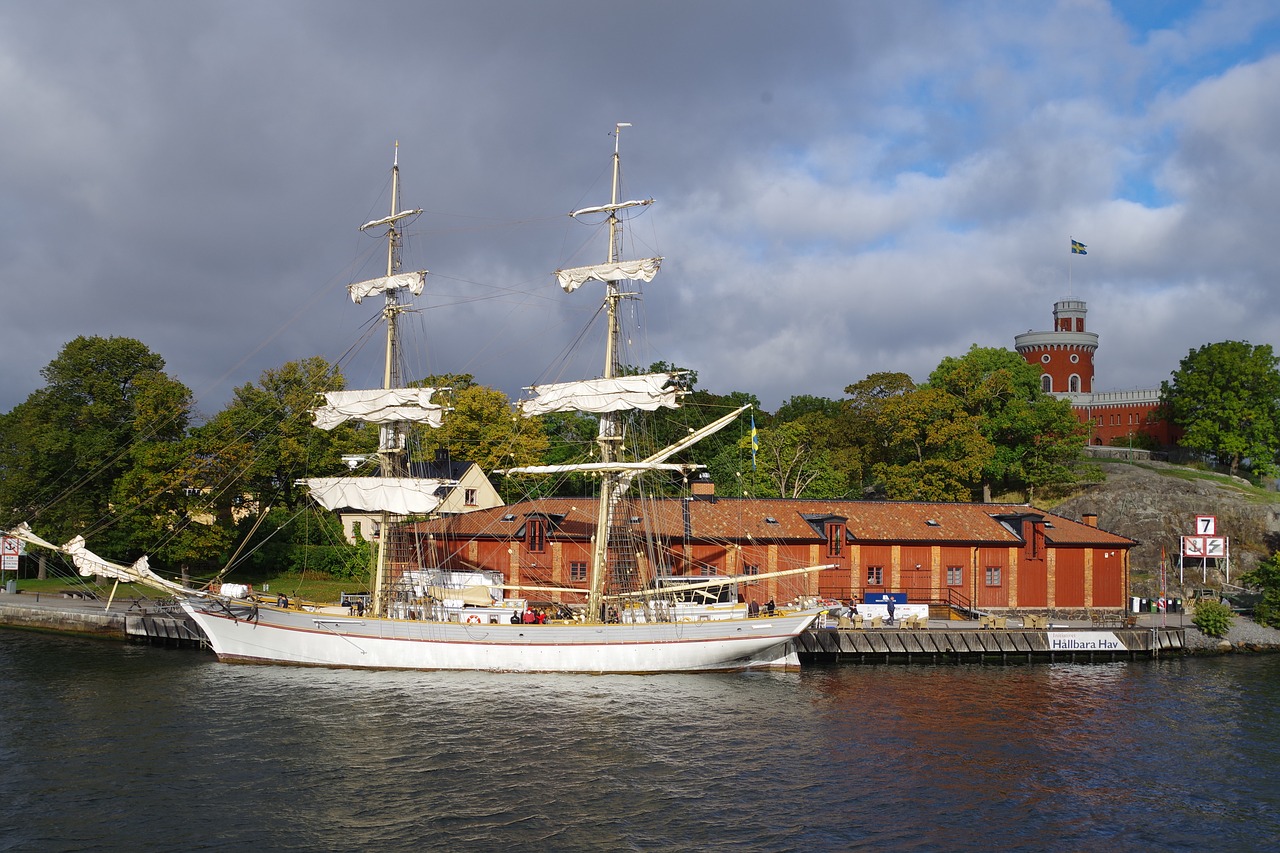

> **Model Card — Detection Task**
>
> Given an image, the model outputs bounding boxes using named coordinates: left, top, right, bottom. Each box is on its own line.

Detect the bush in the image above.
left=1240, top=555, right=1280, bottom=629
left=1252, top=594, right=1280, bottom=630
left=1192, top=599, right=1234, bottom=638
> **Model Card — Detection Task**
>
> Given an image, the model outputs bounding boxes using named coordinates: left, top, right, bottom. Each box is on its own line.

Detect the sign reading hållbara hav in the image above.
left=1049, top=631, right=1123, bottom=651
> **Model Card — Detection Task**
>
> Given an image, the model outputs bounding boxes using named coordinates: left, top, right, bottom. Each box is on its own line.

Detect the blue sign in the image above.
left=865, top=592, right=907, bottom=604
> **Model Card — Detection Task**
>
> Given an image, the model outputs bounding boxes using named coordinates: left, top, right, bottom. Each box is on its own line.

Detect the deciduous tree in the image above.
left=1161, top=341, right=1280, bottom=477
left=928, top=345, right=1086, bottom=499
left=0, top=336, right=193, bottom=549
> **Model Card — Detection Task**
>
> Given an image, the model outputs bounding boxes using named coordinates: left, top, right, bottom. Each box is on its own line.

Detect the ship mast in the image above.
left=587, top=123, right=633, bottom=621
left=361, top=142, right=423, bottom=617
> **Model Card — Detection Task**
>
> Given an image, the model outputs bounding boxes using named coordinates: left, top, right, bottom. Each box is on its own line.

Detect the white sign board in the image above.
left=1049, top=631, right=1124, bottom=651
left=1182, top=536, right=1204, bottom=557
left=1205, top=537, right=1227, bottom=557
left=1195, top=515, right=1216, bottom=535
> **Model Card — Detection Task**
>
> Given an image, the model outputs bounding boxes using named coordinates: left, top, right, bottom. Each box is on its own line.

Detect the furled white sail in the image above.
left=348, top=270, right=427, bottom=303
left=312, top=388, right=443, bottom=430
left=304, top=477, right=444, bottom=514
left=62, top=536, right=190, bottom=595
left=519, top=373, right=680, bottom=417
left=7, top=522, right=59, bottom=552
left=554, top=257, right=662, bottom=293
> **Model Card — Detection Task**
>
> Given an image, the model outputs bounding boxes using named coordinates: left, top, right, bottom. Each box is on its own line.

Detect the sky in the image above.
left=3, top=0, right=1280, bottom=420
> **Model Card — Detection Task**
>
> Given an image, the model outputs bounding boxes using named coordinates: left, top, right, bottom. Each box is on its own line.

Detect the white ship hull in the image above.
left=180, top=599, right=817, bottom=673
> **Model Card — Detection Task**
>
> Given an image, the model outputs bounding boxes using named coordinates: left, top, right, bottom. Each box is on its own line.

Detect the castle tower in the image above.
left=1014, top=299, right=1098, bottom=396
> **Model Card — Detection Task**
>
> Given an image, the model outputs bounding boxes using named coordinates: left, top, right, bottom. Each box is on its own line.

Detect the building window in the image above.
left=743, top=563, right=759, bottom=584
left=1070, top=353, right=1079, bottom=363
left=867, top=566, right=884, bottom=585
left=1041, top=374, right=1052, bottom=393
left=946, top=566, right=963, bottom=586
left=527, top=518, right=546, bottom=553
left=1041, top=354, right=1051, bottom=364
left=1069, top=374, right=1080, bottom=392
left=464, top=488, right=477, bottom=506
left=569, top=561, right=587, bottom=582
left=985, top=566, right=1002, bottom=586
left=826, top=523, right=844, bottom=557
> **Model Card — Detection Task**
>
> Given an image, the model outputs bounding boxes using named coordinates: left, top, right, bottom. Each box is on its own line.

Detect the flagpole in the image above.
left=1068, top=235, right=1074, bottom=297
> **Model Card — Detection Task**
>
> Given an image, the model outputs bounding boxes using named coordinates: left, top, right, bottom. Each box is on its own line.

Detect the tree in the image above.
left=869, top=386, right=994, bottom=501
left=928, top=345, right=1086, bottom=499
left=0, top=336, right=193, bottom=547
left=741, top=420, right=846, bottom=498
left=420, top=376, right=548, bottom=474
left=199, top=357, right=359, bottom=513
left=1239, top=553, right=1280, bottom=629
left=1161, top=341, right=1280, bottom=477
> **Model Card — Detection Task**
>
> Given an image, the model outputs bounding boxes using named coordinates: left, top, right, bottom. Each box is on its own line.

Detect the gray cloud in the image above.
left=2, top=1, right=1277, bottom=418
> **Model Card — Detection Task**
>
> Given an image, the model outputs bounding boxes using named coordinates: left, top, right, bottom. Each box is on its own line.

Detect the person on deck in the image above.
left=886, top=598, right=896, bottom=625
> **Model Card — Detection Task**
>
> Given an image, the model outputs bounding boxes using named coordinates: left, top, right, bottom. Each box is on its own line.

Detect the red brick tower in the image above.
left=1014, top=299, right=1097, bottom=394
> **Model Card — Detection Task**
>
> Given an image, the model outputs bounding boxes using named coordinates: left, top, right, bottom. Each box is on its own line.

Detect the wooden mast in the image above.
left=587, top=123, right=631, bottom=622
left=368, top=143, right=418, bottom=617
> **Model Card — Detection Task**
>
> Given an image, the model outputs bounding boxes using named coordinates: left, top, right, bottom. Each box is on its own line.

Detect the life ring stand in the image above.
left=465, top=614, right=482, bottom=624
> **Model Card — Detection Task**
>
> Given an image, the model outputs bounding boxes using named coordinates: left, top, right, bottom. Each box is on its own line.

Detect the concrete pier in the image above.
left=798, top=617, right=1185, bottom=663
left=0, top=591, right=205, bottom=647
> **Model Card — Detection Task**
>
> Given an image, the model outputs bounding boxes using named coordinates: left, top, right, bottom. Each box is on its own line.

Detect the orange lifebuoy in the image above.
left=465, top=614, right=482, bottom=624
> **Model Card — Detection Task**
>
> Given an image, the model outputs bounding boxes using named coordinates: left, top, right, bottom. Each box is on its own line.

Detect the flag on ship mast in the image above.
left=750, top=414, right=758, bottom=471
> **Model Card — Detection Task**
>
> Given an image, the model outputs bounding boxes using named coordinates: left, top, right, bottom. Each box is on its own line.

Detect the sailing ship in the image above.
left=13, top=129, right=823, bottom=673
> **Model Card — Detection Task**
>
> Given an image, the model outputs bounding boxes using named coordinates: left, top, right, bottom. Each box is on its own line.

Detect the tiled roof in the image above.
left=407, top=496, right=1135, bottom=548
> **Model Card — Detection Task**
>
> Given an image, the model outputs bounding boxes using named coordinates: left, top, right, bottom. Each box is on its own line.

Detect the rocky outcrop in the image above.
left=1051, top=461, right=1280, bottom=595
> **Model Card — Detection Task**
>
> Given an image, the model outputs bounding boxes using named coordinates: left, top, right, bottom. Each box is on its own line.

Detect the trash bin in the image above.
left=1130, top=596, right=1141, bottom=613
left=4, top=579, right=15, bottom=594
left=1140, top=598, right=1149, bottom=612
left=1150, top=599, right=1158, bottom=613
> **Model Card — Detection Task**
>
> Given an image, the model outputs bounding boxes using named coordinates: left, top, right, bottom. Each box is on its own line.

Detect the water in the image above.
left=2, top=632, right=1278, bottom=852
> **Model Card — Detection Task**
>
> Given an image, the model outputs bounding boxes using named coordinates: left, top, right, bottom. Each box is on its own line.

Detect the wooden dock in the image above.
left=797, top=624, right=1185, bottom=663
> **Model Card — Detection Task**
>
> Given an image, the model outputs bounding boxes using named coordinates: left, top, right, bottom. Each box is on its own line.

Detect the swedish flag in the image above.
left=1071, top=239, right=1087, bottom=255
left=751, top=414, right=758, bottom=471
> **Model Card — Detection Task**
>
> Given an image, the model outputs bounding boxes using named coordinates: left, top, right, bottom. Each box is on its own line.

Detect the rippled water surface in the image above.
left=2, top=632, right=1278, bottom=852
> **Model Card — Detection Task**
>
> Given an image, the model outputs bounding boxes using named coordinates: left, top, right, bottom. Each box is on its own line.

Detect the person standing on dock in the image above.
left=886, top=598, right=896, bottom=625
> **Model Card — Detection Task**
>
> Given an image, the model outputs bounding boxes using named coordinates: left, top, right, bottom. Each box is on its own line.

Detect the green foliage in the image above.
left=775, top=394, right=843, bottom=422
left=1108, top=431, right=1161, bottom=451
left=236, top=506, right=371, bottom=580
left=1239, top=553, right=1280, bottom=629
left=1191, top=598, right=1235, bottom=638
left=1161, top=341, right=1280, bottom=477
left=0, top=336, right=193, bottom=543
left=928, top=345, right=1087, bottom=497
left=199, top=356, right=355, bottom=512
left=870, top=386, right=994, bottom=501
left=741, top=420, right=847, bottom=498
left=420, top=379, right=549, bottom=474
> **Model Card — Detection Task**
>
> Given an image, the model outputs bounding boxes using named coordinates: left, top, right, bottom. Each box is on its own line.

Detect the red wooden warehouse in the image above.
left=402, top=495, right=1135, bottom=615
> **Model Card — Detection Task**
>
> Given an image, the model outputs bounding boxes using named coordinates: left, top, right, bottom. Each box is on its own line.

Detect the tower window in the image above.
left=1070, top=354, right=1079, bottom=363
left=1069, top=374, right=1080, bottom=392
left=1041, top=374, right=1052, bottom=393
left=1041, top=354, right=1051, bottom=364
